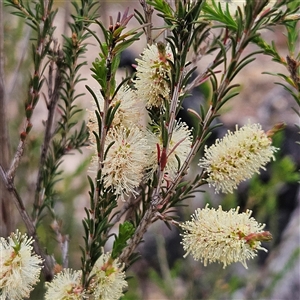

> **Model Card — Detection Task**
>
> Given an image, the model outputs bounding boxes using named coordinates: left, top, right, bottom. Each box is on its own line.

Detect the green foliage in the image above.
left=252, top=0, right=300, bottom=109
left=112, top=222, right=135, bottom=259
left=202, top=0, right=238, bottom=31
left=1, top=0, right=300, bottom=298
left=31, top=0, right=97, bottom=229
left=80, top=175, right=118, bottom=283
left=4, top=0, right=57, bottom=136
left=88, top=9, right=143, bottom=98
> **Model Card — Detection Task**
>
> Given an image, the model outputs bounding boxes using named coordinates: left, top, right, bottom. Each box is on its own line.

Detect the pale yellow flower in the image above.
left=103, top=126, right=152, bottom=197
left=134, top=43, right=173, bottom=108
left=88, top=252, right=127, bottom=300
left=198, top=123, right=277, bottom=193
left=0, top=230, right=43, bottom=300
left=45, top=269, right=84, bottom=300
left=87, top=86, right=149, bottom=181
left=180, top=204, right=272, bottom=268
left=91, top=85, right=147, bottom=129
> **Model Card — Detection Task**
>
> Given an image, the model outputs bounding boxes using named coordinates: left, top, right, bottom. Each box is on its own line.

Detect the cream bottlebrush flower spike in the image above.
left=90, top=85, right=147, bottom=129
left=0, top=230, right=43, bottom=300
left=134, top=43, right=173, bottom=109
left=45, top=269, right=84, bottom=300
left=198, top=123, right=278, bottom=193
left=102, top=126, right=152, bottom=198
left=88, top=252, right=127, bottom=300
left=87, top=85, right=146, bottom=148
left=87, top=86, right=150, bottom=197
left=180, top=204, right=272, bottom=269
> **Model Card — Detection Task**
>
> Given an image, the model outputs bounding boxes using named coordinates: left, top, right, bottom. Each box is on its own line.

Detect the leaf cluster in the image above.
left=81, top=175, right=118, bottom=286
left=32, top=0, right=98, bottom=227
left=89, top=10, right=143, bottom=98
left=4, top=0, right=57, bottom=137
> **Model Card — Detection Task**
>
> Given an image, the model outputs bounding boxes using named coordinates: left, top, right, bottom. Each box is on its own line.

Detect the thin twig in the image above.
left=184, top=40, right=232, bottom=94
left=7, top=140, right=26, bottom=181
left=119, top=204, right=155, bottom=265
left=0, top=0, right=13, bottom=236
left=33, top=41, right=64, bottom=223
left=112, top=190, right=150, bottom=226
left=6, top=1, right=53, bottom=181
left=0, top=164, right=54, bottom=281
left=140, top=0, right=153, bottom=45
